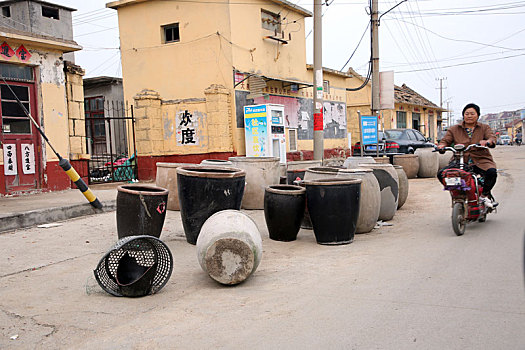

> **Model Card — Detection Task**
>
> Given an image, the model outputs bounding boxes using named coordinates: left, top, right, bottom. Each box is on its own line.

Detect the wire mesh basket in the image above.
left=94, top=235, right=173, bottom=297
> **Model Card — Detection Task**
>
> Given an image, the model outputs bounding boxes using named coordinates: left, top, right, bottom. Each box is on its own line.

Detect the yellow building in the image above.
left=345, top=68, right=445, bottom=145
left=108, top=0, right=444, bottom=179
left=0, top=1, right=84, bottom=195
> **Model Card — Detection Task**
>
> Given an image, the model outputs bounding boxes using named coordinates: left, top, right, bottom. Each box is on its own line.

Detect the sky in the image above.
left=57, top=0, right=525, bottom=122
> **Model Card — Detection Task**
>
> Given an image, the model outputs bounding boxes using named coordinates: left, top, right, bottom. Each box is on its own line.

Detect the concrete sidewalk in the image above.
left=0, top=182, right=135, bottom=233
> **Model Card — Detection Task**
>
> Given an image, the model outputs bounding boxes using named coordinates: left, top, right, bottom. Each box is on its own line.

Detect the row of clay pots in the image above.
left=156, top=157, right=281, bottom=211
left=264, top=179, right=362, bottom=245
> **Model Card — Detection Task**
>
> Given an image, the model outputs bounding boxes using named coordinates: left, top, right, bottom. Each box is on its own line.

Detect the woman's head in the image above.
left=462, top=103, right=480, bottom=125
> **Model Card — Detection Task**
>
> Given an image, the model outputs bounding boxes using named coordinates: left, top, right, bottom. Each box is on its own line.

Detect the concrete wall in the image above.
left=3, top=1, right=74, bottom=41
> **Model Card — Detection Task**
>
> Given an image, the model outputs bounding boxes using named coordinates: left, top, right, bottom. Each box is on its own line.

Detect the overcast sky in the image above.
left=58, top=0, right=525, bottom=121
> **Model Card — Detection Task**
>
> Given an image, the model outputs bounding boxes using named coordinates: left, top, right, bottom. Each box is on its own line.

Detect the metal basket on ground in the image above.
left=94, top=235, right=173, bottom=297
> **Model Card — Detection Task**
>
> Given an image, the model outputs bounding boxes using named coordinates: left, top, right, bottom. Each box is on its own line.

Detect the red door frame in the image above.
left=0, top=76, right=42, bottom=193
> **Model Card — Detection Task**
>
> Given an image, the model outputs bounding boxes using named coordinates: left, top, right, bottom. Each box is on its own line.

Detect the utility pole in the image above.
left=371, top=0, right=380, bottom=117
left=436, top=77, right=447, bottom=109
left=312, top=0, right=324, bottom=161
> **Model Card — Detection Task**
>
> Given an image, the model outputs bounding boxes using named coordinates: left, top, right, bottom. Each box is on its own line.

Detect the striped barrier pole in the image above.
left=59, top=158, right=103, bottom=209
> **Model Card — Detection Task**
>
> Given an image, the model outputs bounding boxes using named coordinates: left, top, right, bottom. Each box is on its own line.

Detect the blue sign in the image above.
left=361, top=115, right=378, bottom=145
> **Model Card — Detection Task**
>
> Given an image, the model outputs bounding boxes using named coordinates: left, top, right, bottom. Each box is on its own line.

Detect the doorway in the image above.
left=0, top=66, right=41, bottom=193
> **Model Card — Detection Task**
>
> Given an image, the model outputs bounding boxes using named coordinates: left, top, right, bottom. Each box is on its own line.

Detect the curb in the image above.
left=0, top=200, right=116, bottom=234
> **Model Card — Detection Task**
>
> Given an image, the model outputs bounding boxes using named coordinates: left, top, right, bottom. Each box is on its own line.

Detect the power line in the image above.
left=395, top=52, right=525, bottom=73
left=340, top=21, right=370, bottom=71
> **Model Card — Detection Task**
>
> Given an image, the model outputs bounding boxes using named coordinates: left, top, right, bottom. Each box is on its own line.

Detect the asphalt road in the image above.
left=1, top=146, right=524, bottom=349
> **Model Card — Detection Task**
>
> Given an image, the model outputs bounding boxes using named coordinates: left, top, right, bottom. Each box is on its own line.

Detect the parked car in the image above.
left=498, top=135, right=512, bottom=145
left=352, top=128, right=436, bottom=156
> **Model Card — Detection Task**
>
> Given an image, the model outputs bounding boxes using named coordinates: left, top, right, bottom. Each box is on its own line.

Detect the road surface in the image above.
left=1, top=146, right=524, bottom=349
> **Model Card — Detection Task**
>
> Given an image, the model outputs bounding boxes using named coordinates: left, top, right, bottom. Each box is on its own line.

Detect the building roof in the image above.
left=0, top=0, right=76, bottom=12
left=306, top=64, right=353, bottom=78
left=395, top=84, right=445, bottom=111
left=83, top=76, right=123, bottom=89
left=107, top=0, right=312, bottom=17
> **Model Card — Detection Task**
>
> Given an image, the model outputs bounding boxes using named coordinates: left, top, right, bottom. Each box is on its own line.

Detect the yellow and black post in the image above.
left=59, top=158, right=102, bottom=209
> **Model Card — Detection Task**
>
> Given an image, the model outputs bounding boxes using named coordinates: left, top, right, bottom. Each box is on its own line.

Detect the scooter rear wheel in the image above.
left=452, top=202, right=466, bottom=236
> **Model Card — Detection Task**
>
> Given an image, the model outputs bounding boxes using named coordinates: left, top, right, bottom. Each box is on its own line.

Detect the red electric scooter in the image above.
left=436, top=144, right=494, bottom=236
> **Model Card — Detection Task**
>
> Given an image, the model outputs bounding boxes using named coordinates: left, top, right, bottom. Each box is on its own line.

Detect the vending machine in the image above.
left=243, top=104, right=287, bottom=164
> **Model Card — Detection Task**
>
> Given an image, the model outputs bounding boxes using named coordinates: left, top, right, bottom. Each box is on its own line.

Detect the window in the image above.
left=323, top=80, right=330, bottom=95
left=413, top=130, right=426, bottom=141
left=2, top=6, right=11, bottom=17
left=261, top=10, right=281, bottom=32
left=162, top=23, right=180, bottom=43
left=1, top=84, right=31, bottom=134
left=396, top=111, right=407, bottom=128
left=0, top=63, right=33, bottom=82
left=42, top=6, right=59, bottom=20
left=289, top=129, right=297, bottom=151
left=406, top=130, right=416, bottom=140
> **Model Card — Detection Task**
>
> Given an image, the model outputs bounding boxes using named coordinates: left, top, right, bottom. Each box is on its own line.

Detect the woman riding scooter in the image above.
left=437, top=103, right=498, bottom=208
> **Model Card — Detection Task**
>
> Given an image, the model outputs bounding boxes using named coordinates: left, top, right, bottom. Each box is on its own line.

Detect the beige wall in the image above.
left=117, top=1, right=234, bottom=104
left=229, top=0, right=309, bottom=82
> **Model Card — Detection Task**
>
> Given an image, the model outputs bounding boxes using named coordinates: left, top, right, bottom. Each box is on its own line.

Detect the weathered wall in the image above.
left=64, top=61, right=88, bottom=160
left=132, top=84, right=234, bottom=179
left=4, top=2, right=74, bottom=41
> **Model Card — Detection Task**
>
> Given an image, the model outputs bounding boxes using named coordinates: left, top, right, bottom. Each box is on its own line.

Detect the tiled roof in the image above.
left=395, top=84, right=443, bottom=110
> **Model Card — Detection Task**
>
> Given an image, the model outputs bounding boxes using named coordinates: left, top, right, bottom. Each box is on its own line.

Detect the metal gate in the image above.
left=85, top=100, right=137, bottom=184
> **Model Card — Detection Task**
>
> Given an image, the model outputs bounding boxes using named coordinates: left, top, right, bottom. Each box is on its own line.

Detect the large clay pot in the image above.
left=415, top=148, right=439, bottom=178
left=228, top=157, right=280, bottom=209
left=305, top=178, right=362, bottom=245
left=393, top=155, right=419, bottom=179
left=338, top=169, right=380, bottom=233
left=155, top=162, right=193, bottom=210
left=304, top=167, right=340, bottom=180
left=116, top=185, right=169, bottom=239
left=372, top=156, right=390, bottom=164
left=200, top=159, right=233, bottom=167
left=300, top=167, right=341, bottom=230
left=287, top=160, right=322, bottom=171
left=197, top=210, right=263, bottom=285
left=264, top=185, right=306, bottom=241
left=393, top=165, right=409, bottom=209
left=358, top=163, right=399, bottom=221
left=343, top=156, right=375, bottom=169
left=438, top=152, right=453, bottom=169
left=177, top=166, right=245, bottom=244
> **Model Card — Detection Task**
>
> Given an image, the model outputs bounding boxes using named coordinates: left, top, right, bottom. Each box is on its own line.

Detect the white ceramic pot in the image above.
left=197, top=210, right=263, bottom=285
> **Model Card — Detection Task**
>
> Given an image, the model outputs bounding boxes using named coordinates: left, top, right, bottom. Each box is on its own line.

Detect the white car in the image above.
left=499, top=135, right=511, bottom=145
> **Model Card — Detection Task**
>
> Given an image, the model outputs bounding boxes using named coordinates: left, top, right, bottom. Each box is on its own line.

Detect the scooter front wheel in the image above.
left=452, top=202, right=466, bottom=236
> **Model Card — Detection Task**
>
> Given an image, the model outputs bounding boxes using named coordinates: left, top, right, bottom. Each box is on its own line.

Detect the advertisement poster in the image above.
left=360, top=115, right=378, bottom=145
left=244, top=105, right=268, bottom=157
